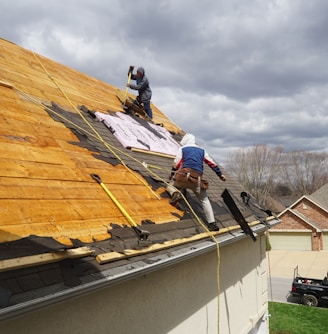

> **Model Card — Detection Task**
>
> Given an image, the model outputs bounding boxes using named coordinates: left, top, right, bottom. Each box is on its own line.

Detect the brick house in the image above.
left=269, top=183, right=328, bottom=251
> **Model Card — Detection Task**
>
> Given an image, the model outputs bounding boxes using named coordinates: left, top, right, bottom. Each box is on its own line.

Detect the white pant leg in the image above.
left=166, top=179, right=177, bottom=196
left=195, top=189, right=215, bottom=223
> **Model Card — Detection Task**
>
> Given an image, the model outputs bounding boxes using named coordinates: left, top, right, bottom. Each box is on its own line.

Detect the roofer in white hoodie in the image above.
left=167, top=133, right=226, bottom=231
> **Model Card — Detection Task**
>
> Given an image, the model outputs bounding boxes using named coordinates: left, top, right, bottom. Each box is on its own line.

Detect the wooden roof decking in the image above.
left=0, top=38, right=183, bottom=246
left=0, top=38, right=279, bottom=312
left=0, top=37, right=275, bottom=250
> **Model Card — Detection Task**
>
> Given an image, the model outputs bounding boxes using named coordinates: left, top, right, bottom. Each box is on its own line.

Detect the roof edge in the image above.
left=278, top=195, right=328, bottom=217
left=0, top=219, right=279, bottom=322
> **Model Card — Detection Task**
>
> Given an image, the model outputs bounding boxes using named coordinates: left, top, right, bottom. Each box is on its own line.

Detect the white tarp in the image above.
left=95, top=112, right=180, bottom=156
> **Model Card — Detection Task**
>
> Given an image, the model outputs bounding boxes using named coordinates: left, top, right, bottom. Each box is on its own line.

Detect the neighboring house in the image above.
left=0, top=38, right=279, bottom=334
left=270, top=183, right=328, bottom=251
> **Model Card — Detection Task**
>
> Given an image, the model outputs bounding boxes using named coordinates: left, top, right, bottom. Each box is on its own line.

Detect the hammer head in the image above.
left=135, top=229, right=152, bottom=247
left=133, top=227, right=150, bottom=240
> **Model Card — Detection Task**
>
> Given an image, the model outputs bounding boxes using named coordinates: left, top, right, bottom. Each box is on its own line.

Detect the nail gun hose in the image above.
left=90, top=174, right=138, bottom=228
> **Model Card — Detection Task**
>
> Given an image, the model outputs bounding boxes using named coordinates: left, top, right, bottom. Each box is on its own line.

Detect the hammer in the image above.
left=90, top=174, right=151, bottom=244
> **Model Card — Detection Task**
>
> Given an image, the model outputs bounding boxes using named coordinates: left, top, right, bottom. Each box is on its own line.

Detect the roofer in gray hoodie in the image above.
left=126, top=66, right=153, bottom=119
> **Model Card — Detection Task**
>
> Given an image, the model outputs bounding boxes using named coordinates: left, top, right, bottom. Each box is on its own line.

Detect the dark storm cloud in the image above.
left=1, top=0, right=328, bottom=163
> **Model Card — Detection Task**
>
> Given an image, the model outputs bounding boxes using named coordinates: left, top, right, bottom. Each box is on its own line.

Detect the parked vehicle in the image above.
left=290, top=266, right=328, bottom=307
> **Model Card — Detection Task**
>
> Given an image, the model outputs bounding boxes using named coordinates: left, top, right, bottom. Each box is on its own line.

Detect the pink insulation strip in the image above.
left=94, top=112, right=180, bottom=156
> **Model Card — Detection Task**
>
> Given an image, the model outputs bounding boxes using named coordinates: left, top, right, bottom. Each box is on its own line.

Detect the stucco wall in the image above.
left=0, top=234, right=268, bottom=334
left=220, top=234, right=268, bottom=334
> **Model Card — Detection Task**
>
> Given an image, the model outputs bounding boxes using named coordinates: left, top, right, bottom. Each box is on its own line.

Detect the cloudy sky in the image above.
left=1, top=0, right=328, bottom=165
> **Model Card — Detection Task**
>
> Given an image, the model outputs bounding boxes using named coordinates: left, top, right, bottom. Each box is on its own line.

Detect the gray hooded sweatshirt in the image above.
left=129, top=67, right=152, bottom=103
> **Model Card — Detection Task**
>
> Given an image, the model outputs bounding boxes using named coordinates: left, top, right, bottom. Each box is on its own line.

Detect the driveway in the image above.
left=266, top=250, right=328, bottom=279
left=268, top=276, right=291, bottom=303
left=267, top=250, right=328, bottom=306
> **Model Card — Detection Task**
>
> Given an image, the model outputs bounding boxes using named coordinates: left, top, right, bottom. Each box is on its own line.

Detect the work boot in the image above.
left=206, top=222, right=220, bottom=232
left=123, top=106, right=135, bottom=116
left=169, top=191, right=182, bottom=206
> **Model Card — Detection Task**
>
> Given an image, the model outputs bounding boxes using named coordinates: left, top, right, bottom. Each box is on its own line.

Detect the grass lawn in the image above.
left=269, top=301, right=328, bottom=334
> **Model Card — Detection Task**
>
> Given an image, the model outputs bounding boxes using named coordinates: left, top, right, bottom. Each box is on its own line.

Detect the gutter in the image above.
left=0, top=219, right=280, bottom=322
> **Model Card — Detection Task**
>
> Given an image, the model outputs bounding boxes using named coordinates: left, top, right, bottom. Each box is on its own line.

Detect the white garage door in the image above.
left=323, top=233, right=328, bottom=251
left=269, top=232, right=312, bottom=251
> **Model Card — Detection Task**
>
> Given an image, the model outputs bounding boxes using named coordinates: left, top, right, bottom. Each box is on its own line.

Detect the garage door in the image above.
left=323, top=233, right=328, bottom=251
left=269, top=232, right=312, bottom=251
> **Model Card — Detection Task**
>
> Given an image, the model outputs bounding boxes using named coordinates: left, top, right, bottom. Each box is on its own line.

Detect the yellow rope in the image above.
left=9, top=49, right=268, bottom=333
left=142, top=165, right=221, bottom=332
left=18, top=81, right=222, bottom=332
left=24, top=53, right=225, bottom=331
left=31, top=51, right=160, bottom=200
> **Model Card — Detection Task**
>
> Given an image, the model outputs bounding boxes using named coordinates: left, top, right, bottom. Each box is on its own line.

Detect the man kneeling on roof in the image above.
left=167, top=133, right=226, bottom=232
left=126, top=66, right=153, bottom=119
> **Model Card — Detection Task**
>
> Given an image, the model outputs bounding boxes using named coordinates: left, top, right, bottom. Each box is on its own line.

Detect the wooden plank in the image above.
left=96, top=221, right=262, bottom=264
left=0, top=195, right=170, bottom=227
left=0, top=80, right=14, bottom=89
left=0, top=247, right=94, bottom=272
left=1, top=62, right=119, bottom=114
left=0, top=102, right=41, bottom=124
left=0, top=178, right=98, bottom=199
left=0, top=132, right=59, bottom=149
left=96, top=231, right=219, bottom=264
left=0, top=198, right=123, bottom=226
left=0, top=113, right=78, bottom=142
left=0, top=216, right=120, bottom=244
left=131, top=147, right=175, bottom=158
left=0, top=158, right=84, bottom=180
left=0, top=141, right=76, bottom=166
left=0, top=194, right=180, bottom=242
left=69, top=154, right=151, bottom=185
left=0, top=175, right=163, bottom=201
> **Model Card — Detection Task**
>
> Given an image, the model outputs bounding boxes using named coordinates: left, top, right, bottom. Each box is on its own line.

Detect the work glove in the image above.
left=219, top=175, right=226, bottom=181
left=213, top=165, right=225, bottom=181
left=128, top=65, right=134, bottom=75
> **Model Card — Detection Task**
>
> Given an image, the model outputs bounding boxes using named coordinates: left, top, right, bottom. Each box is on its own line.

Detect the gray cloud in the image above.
left=1, top=0, right=328, bottom=164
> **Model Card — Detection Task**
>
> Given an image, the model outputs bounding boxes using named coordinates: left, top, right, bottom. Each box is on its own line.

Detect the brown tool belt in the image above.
left=174, top=167, right=209, bottom=190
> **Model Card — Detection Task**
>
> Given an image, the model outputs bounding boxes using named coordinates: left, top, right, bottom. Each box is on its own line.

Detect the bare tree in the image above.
left=226, top=145, right=328, bottom=202
left=226, top=145, right=283, bottom=205
left=280, top=151, right=328, bottom=196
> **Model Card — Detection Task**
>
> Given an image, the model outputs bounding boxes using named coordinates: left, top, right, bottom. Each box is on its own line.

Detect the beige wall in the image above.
left=220, top=235, right=268, bottom=334
left=0, top=235, right=268, bottom=334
